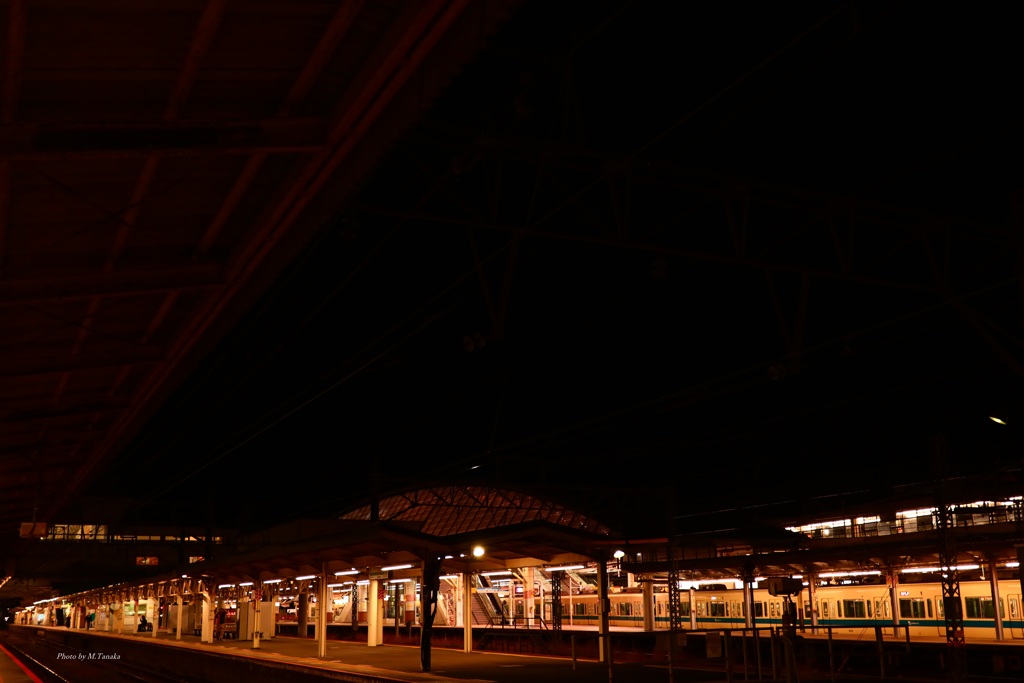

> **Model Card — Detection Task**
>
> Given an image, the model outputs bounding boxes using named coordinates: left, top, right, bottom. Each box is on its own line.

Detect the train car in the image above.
left=554, top=578, right=1024, bottom=640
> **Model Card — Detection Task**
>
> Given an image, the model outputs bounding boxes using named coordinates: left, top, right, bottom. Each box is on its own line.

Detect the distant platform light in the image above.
left=989, top=416, right=1007, bottom=424
left=472, top=545, right=485, bottom=557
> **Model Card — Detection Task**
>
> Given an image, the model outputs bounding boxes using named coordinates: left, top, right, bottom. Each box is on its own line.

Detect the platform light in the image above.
left=390, top=578, right=412, bottom=583
left=263, top=579, right=283, bottom=584
left=543, top=564, right=585, bottom=572
left=901, top=564, right=980, bottom=573
left=613, top=550, right=625, bottom=559
left=356, top=580, right=369, bottom=585
left=439, top=575, right=459, bottom=580
left=481, top=570, right=512, bottom=576
left=239, top=582, right=253, bottom=586
left=381, top=564, right=413, bottom=571
left=989, top=416, right=1007, bottom=425
left=218, top=584, right=234, bottom=588
left=295, top=575, right=317, bottom=581
left=472, top=545, right=485, bottom=558
left=1006, top=562, right=1020, bottom=568
left=334, top=570, right=359, bottom=576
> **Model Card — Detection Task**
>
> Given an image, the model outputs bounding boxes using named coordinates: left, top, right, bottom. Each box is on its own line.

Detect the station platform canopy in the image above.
left=177, top=486, right=622, bottom=586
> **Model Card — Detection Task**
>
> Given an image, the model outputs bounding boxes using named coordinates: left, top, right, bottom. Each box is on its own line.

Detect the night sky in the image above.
left=83, top=1, right=1024, bottom=538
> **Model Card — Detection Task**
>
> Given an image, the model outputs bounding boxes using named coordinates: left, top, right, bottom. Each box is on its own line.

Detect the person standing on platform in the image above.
left=214, top=608, right=226, bottom=640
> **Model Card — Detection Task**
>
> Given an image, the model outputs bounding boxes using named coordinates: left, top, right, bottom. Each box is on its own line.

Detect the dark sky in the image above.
left=85, top=0, right=1024, bottom=537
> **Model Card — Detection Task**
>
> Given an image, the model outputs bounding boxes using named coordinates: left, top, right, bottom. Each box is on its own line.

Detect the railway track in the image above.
left=0, top=631, right=192, bottom=683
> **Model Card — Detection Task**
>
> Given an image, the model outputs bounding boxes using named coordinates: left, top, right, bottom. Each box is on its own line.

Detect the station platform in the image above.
left=13, top=625, right=729, bottom=683
left=0, top=640, right=45, bottom=683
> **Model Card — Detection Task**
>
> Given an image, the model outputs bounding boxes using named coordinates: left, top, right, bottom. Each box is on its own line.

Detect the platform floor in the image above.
left=21, top=626, right=729, bottom=683
left=0, top=640, right=45, bottom=683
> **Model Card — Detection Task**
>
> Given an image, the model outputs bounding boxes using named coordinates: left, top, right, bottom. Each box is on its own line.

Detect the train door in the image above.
left=1008, top=594, right=1023, bottom=638
left=930, top=592, right=945, bottom=636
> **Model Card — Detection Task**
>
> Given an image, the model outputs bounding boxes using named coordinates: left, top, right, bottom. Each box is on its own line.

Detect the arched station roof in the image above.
left=339, top=485, right=613, bottom=537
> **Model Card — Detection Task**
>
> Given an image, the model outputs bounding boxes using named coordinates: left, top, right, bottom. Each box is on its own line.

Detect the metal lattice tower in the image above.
left=937, top=503, right=965, bottom=679
left=550, top=571, right=562, bottom=631
left=667, top=545, right=682, bottom=631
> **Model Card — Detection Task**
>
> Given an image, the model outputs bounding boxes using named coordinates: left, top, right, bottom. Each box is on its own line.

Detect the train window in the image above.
left=821, top=601, right=829, bottom=618
left=867, top=601, right=873, bottom=618
left=680, top=602, right=691, bottom=617
left=883, top=600, right=890, bottom=618
left=618, top=602, right=632, bottom=616
left=964, top=597, right=1001, bottom=619
left=573, top=603, right=586, bottom=616
left=1009, top=598, right=1020, bottom=619
left=899, top=598, right=927, bottom=619
left=936, top=598, right=944, bottom=618
left=836, top=601, right=842, bottom=618
left=697, top=601, right=707, bottom=617
left=842, top=600, right=867, bottom=618
left=753, top=602, right=765, bottom=618
left=926, top=600, right=932, bottom=618
left=709, top=602, right=726, bottom=617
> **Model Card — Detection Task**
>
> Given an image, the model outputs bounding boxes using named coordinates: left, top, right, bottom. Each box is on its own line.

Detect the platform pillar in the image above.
left=367, top=578, right=383, bottom=646
left=298, top=593, right=308, bottom=638
left=201, top=592, right=213, bottom=643
left=597, top=559, right=611, bottom=665
left=151, top=597, right=159, bottom=638
left=523, top=566, right=534, bottom=626
left=642, top=576, right=654, bottom=631
left=175, top=595, right=183, bottom=640
left=462, top=573, right=473, bottom=653
left=988, top=556, right=1004, bottom=640
left=886, top=569, right=899, bottom=635
left=318, top=567, right=328, bottom=658
left=806, top=569, right=819, bottom=632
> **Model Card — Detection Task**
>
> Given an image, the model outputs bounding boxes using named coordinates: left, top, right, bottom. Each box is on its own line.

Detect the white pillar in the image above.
left=462, top=573, right=473, bottom=653
left=201, top=593, right=213, bottom=643
left=318, top=569, right=328, bottom=658
left=175, top=596, right=183, bottom=640
left=642, top=577, right=655, bottom=631
left=151, top=598, right=159, bottom=637
left=253, top=582, right=263, bottom=649
left=367, top=579, right=382, bottom=646
left=523, top=567, right=534, bottom=626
